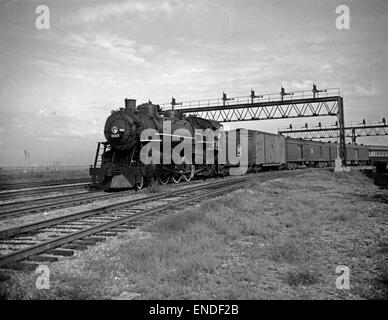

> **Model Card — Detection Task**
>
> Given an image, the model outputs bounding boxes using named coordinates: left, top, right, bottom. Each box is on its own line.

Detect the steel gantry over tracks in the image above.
left=278, top=118, right=388, bottom=144
left=160, top=85, right=347, bottom=162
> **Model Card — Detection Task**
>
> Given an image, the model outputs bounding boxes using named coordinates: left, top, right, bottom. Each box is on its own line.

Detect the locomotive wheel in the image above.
left=182, top=165, right=195, bottom=182
left=172, top=174, right=182, bottom=184
left=158, top=175, right=170, bottom=185
left=135, top=175, right=144, bottom=190
left=182, top=172, right=191, bottom=182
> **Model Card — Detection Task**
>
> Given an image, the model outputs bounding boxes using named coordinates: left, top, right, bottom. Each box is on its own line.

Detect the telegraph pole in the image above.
left=23, top=149, right=30, bottom=173
left=53, top=161, right=60, bottom=171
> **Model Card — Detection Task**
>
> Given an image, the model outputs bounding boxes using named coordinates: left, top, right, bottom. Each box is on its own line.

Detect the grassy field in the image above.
left=0, top=169, right=387, bottom=299
left=0, top=167, right=89, bottom=184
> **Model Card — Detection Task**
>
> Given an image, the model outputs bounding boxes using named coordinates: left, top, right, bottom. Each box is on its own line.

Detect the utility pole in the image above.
left=24, top=149, right=30, bottom=173
left=53, top=161, right=60, bottom=172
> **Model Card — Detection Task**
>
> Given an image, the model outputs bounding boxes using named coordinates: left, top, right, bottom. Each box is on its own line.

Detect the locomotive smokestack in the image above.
left=124, top=99, right=136, bottom=112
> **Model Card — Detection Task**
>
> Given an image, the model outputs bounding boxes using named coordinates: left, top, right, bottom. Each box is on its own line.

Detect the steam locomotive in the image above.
left=90, top=99, right=224, bottom=190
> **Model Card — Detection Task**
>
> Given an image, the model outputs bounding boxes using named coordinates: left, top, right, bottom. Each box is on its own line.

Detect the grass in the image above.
left=0, top=167, right=89, bottom=184
left=284, top=267, right=320, bottom=287
left=1, top=169, right=387, bottom=299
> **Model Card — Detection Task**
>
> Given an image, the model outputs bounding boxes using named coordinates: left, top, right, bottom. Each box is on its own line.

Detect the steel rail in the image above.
left=0, top=183, right=89, bottom=200
left=0, top=190, right=98, bottom=209
left=0, top=191, right=123, bottom=219
left=0, top=179, right=246, bottom=268
left=0, top=178, right=204, bottom=210
left=0, top=178, right=90, bottom=191
left=0, top=177, right=246, bottom=240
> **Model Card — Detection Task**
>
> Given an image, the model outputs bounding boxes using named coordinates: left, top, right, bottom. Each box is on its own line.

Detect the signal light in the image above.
left=222, top=92, right=234, bottom=105
left=280, top=86, right=294, bottom=101
left=250, top=89, right=263, bottom=103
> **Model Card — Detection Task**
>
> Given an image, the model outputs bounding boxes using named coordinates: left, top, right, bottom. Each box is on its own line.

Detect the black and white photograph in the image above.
left=0, top=0, right=387, bottom=305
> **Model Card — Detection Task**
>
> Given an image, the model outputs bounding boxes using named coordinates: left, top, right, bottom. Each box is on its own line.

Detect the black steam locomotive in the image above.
left=90, top=99, right=223, bottom=190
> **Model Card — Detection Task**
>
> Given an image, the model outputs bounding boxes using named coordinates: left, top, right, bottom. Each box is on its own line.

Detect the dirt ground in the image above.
left=0, top=168, right=387, bottom=299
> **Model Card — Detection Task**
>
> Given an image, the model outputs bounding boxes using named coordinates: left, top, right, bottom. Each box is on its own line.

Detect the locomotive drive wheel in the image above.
left=135, top=175, right=144, bottom=190
left=172, top=173, right=182, bottom=184
left=158, top=175, right=170, bottom=185
left=182, top=165, right=195, bottom=182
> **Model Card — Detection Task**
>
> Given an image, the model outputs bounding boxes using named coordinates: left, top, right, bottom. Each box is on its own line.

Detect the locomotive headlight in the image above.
left=111, top=126, right=119, bottom=134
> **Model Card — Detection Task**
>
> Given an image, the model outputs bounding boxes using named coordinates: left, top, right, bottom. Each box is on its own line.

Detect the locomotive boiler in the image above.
left=90, top=99, right=222, bottom=190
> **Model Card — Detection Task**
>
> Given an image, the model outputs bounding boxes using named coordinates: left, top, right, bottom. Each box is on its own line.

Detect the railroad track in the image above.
left=0, top=178, right=90, bottom=191
left=0, top=190, right=123, bottom=220
left=0, top=182, right=90, bottom=201
left=0, top=177, right=247, bottom=270
left=0, top=179, right=210, bottom=219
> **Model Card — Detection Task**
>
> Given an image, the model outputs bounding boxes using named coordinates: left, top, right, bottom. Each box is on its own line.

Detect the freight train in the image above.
left=89, top=99, right=374, bottom=190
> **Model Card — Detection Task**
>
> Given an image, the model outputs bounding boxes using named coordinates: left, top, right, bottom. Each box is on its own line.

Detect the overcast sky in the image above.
left=0, top=0, right=387, bottom=166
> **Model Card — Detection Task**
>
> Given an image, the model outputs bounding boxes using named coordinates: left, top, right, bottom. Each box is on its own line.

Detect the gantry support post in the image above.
left=338, top=97, right=346, bottom=164
left=351, top=128, right=356, bottom=144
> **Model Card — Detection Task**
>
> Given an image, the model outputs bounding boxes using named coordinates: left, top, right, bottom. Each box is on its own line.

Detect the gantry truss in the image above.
left=160, top=86, right=347, bottom=162
left=278, top=120, right=388, bottom=144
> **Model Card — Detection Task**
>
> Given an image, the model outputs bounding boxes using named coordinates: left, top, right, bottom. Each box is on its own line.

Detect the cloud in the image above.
left=69, top=0, right=174, bottom=24
left=64, top=32, right=147, bottom=65
left=354, top=85, right=379, bottom=97
left=32, top=32, right=148, bottom=84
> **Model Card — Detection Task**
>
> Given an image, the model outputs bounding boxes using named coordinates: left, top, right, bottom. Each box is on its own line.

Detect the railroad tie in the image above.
left=112, top=227, right=133, bottom=232
left=85, top=237, right=105, bottom=242
left=98, top=232, right=118, bottom=237
left=114, top=224, right=137, bottom=229
left=28, top=255, right=59, bottom=263
left=62, top=244, right=88, bottom=251
left=45, top=249, right=74, bottom=257
left=1, top=261, right=39, bottom=271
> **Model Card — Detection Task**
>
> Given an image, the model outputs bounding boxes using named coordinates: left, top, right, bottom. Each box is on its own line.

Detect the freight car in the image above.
left=284, top=138, right=369, bottom=168
left=225, top=129, right=286, bottom=175
left=367, top=145, right=388, bottom=173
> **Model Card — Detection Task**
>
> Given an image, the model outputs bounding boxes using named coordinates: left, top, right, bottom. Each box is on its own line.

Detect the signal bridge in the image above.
left=160, top=85, right=346, bottom=162
left=278, top=119, right=388, bottom=144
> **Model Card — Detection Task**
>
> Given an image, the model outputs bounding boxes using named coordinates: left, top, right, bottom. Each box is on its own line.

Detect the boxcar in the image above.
left=345, top=144, right=369, bottom=165
left=248, top=130, right=286, bottom=168
left=285, top=137, right=304, bottom=163
left=285, top=138, right=339, bottom=167
left=227, top=129, right=286, bottom=175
